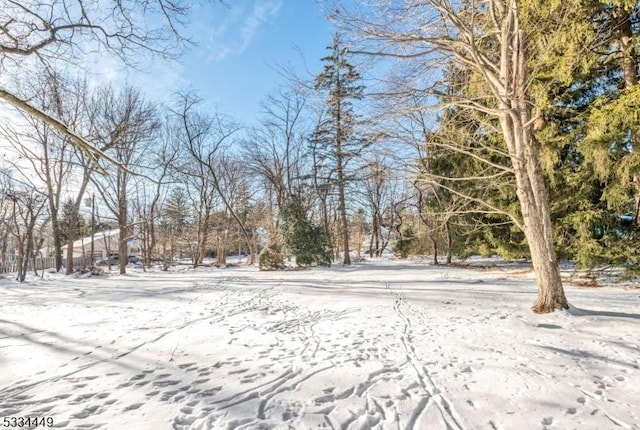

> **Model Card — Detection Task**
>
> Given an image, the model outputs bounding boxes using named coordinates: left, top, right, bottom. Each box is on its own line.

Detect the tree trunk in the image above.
left=197, top=214, right=209, bottom=267
left=497, top=21, right=568, bottom=313
left=217, top=232, right=226, bottom=265
left=50, top=212, right=63, bottom=272
left=616, top=7, right=640, bottom=225
left=338, top=179, right=350, bottom=265
left=504, top=129, right=568, bottom=312
left=119, top=223, right=128, bottom=275
left=65, top=237, right=74, bottom=275
left=65, top=207, right=79, bottom=276
left=16, top=251, right=25, bottom=282
left=445, top=219, right=452, bottom=264
left=430, top=234, right=439, bottom=265
left=375, top=212, right=383, bottom=257
left=118, top=194, right=128, bottom=275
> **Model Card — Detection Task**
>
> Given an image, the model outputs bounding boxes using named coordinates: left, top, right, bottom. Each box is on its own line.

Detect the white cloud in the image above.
left=202, top=0, right=283, bottom=63
left=239, top=0, right=283, bottom=52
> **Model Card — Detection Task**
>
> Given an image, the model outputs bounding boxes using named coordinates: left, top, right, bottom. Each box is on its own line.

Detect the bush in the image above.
left=258, top=243, right=284, bottom=271
left=393, top=227, right=416, bottom=258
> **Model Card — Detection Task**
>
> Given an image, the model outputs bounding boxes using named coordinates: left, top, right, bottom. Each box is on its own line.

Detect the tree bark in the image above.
left=445, top=220, right=452, bottom=265
left=615, top=7, right=640, bottom=224
left=337, top=156, right=351, bottom=265
left=498, top=24, right=568, bottom=313
left=118, top=189, right=128, bottom=275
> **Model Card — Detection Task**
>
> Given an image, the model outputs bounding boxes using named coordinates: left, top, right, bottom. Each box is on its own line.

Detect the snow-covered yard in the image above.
left=1, top=260, right=638, bottom=430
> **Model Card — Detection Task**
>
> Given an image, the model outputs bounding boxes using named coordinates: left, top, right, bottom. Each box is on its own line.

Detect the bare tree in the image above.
left=360, top=159, right=391, bottom=257
left=0, top=0, right=202, bottom=163
left=168, top=93, right=221, bottom=266
left=1, top=174, right=48, bottom=282
left=173, top=92, right=258, bottom=265
left=90, top=85, right=158, bottom=274
left=0, top=71, right=98, bottom=273
left=333, top=0, right=569, bottom=312
left=132, top=123, right=179, bottom=269
left=242, top=89, right=310, bottom=240
left=214, top=155, right=259, bottom=264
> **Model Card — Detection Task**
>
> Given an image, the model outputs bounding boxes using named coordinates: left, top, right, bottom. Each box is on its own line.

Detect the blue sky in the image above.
left=145, top=0, right=334, bottom=125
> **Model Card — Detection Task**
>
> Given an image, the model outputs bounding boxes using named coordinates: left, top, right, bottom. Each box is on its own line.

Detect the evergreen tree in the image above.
left=280, top=196, right=332, bottom=267
left=60, top=198, right=86, bottom=245
left=525, top=0, right=640, bottom=271
left=313, top=33, right=365, bottom=265
left=161, top=187, right=191, bottom=262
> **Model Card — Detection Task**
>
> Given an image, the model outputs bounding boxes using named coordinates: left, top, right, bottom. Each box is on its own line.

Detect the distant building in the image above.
left=61, top=229, right=140, bottom=260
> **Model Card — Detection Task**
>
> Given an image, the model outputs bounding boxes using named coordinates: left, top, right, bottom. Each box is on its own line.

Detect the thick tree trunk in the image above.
left=503, top=123, right=568, bottom=312
left=497, top=20, right=568, bottom=313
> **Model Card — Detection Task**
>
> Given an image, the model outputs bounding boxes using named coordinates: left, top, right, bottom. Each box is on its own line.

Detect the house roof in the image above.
left=61, top=229, right=119, bottom=250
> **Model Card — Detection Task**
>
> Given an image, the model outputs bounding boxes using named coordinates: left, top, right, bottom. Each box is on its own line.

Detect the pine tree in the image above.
left=60, top=198, right=86, bottom=246
left=162, top=188, right=190, bottom=235
left=161, top=187, right=191, bottom=262
left=313, top=33, right=365, bottom=265
left=525, top=0, right=640, bottom=272
left=280, top=196, right=332, bottom=267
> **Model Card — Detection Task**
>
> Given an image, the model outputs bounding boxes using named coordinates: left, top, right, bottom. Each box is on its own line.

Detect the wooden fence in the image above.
left=0, top=256, right=91, bottom=274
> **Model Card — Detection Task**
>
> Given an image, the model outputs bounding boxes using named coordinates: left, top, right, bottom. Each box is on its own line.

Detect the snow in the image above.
left=1, top=259, right=639, bottom=430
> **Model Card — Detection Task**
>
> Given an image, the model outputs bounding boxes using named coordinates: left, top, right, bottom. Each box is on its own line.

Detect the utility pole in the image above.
left=91, top=193, right=95, bottom=265
left=85, top=194, right=96, bottom=265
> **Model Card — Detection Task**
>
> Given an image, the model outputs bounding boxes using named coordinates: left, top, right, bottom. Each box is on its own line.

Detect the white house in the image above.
left=61, top=229, right=141, bottom=260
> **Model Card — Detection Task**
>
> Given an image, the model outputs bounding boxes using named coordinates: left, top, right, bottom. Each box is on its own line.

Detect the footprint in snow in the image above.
left=160, top=390, right=180, bottom=402
left=70, top=404, right=102, bottom=419
left=153, top=380, right=180, bottom=388
left=69, top=393, right=95, bottom=404
left=33, top=405, right=55, bottom=413
left=122, top=403, right=144, bottom=411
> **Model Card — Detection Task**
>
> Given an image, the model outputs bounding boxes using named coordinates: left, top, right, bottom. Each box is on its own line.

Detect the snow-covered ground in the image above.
left=1, top=259, right=638, bottom=430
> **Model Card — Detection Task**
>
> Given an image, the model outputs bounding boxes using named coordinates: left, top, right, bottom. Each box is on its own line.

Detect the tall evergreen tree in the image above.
left=313, top=33, right=365, bottom=265
left=527, top=0, right=640, bottom=271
